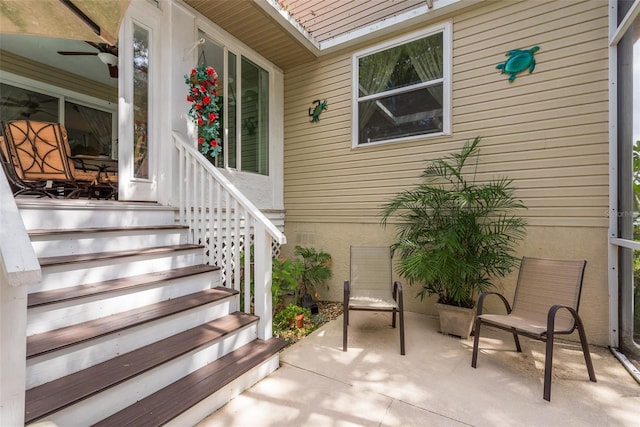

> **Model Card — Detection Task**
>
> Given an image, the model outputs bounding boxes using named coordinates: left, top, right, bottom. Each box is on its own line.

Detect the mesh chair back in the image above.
left=511, top=257, right=586, bottom=333
left=350, top=246, right=393, bottom=299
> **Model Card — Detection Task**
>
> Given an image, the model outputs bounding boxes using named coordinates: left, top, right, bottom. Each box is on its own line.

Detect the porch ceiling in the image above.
left=185, top=0, right=316, bottom=71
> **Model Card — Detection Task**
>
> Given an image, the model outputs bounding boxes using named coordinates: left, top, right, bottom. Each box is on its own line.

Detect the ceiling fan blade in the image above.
left=108, top=64, right=118, bottom=78
left=58, top=51, right=99, bottom=56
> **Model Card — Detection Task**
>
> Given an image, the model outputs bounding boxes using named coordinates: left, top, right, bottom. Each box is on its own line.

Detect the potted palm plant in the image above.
left=381, top=137, right=527, bottom=338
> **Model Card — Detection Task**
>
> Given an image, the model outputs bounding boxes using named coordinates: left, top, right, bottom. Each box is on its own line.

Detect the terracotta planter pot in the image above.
left=436, top=303, right=476, bottom=339
left=295, top=313, right=304, bottom=328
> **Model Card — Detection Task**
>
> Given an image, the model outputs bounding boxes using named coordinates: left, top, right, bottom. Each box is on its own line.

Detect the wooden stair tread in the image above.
left=28, top=225, right=189, bottom=237
left=92, top=338, right=287, bottom=427
left=25, top=312, right=259, bottom=425
left=28, top=265, right=220, bottom=307
left=38, top=244, right=204, bottom=267
left=26, top=287, right=237, bottom=358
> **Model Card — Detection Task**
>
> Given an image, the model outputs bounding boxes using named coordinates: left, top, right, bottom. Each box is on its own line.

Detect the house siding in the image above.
left=282, top=0, right=610, bottom=345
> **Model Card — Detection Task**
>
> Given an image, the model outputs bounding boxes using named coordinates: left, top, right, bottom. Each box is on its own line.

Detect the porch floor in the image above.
left=197, top=311, right=640, bottom=426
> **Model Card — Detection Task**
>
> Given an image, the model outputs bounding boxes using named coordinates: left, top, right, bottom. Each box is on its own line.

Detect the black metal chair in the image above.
left=471, top=257, right=596, bottom=401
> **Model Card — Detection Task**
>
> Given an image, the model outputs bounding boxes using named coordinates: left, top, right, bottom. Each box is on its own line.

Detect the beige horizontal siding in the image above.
left=283, top=0, right=609, bottom=229
left=0, top=49, right=117, bottom=102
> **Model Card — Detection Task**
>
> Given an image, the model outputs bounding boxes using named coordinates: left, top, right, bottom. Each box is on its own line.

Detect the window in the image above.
left=133, top=24, right=150, bottom=179
left=353, top=24, right=451, bottom=147
left=614, top=1, right=640, bottom=373
left=0, top=82, right=116, bottom=157
left=199, top=32, right=270, bottom=175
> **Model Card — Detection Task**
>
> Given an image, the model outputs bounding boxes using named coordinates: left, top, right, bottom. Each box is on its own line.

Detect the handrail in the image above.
left=173, top=132, right=285, bottom=340
left=0, top=167, right=40, bottom=426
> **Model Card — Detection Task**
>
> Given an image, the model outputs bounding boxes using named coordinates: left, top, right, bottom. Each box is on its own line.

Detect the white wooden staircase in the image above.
left=18, top=200, right=286, bottom=426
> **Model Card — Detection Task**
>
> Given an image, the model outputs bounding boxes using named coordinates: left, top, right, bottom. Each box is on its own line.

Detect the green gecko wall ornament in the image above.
left=496, top=46, right=540, bottom=82
left=309, top=99, right=328, bottom=122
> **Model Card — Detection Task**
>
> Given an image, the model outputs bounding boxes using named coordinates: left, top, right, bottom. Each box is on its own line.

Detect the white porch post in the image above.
left=253, top=224, right=273, bottom=340
left=1, top=175, right=41, bottom=426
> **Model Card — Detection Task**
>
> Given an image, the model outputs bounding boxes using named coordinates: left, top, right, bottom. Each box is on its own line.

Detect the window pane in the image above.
left=133, top=24, right=149, bottom=179
left=0, top=83, right=58, bottom=124
left=358, top=84, right=443, bottom=145
left=227, top=51, right=238, bottom=169
left=64, top=102, right=113, bottom=156
left=241, top=57, right=268, bottom=175
left=199, top=33, right=225, bottom=168
left=358, top=32, right=443, bottom=96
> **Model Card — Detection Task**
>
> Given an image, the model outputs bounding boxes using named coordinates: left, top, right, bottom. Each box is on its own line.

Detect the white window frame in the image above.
left=0, top=71, right=118, bottom=156
left=351, top=22, right=452, bottom=148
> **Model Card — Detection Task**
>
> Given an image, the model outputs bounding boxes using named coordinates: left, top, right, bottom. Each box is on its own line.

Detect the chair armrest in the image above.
left=393, top=281, right=403, bottom=302
left=546, top=304, right=581, bottom=334
left=477, top=291, right=513, bottom=316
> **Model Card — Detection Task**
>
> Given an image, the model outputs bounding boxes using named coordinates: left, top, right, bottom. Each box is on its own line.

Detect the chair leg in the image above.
left=399, top=306, right=405, bottom=356
left=471, top=317, right=482, bottom=368
left=343, top=308, right=348, bottom=352
left=392, top=308, right=396, bottom=328
left=511, top=327, right=522, bottom=352
left=574, top=312, right=597, bottom=383
left=343, top=280, right=349, bottom=352
left=543, top=330, right=554, bottom=401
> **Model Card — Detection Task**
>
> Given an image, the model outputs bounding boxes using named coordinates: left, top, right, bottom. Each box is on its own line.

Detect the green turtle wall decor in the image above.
left=309, top=99, right=328, bottom=122
left=496, top=46, right=540, bottom=82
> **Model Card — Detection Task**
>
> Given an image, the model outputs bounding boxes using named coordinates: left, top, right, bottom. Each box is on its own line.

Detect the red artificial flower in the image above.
left=211, top=139, right=218, bottom=147
left=191, top=69, right=197, bottom=76
left=213, top=89, right=218, bottom=96
left=200, top=85, right=206, bottom=93
left=197, top=118, right=204, bottom=126
left=192, top=87, right=199, bottom=94
left=206, top=67, right=214, bottom=76
left=208, top=113, right=216, bottom=122
left=186, top=95, right=193, bottom=102
left=195, top=103, right=202, bottom=110
left=203, top=95, right=211, bottom=105
left=198, top=137, right=204, bottom=144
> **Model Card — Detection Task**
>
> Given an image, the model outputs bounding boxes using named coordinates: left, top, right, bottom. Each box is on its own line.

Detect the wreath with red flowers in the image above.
left=185, top=64, right=221, bottom=158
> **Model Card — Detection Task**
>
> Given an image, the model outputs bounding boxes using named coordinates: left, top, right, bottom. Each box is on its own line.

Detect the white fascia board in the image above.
left=256, top=0, right=485, bottom=57
left=319, top=0, right=484, bottom=54
left=609, top=0, right=639, bottom=46
left=253, top=0, right=321, bottom=54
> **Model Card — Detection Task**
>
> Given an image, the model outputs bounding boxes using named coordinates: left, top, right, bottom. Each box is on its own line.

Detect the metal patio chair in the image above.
left=2, top=120, right=99, bottom=198
left=471, top=256, right=596, bottom=401
left=343, top=246, right=405, bottom=355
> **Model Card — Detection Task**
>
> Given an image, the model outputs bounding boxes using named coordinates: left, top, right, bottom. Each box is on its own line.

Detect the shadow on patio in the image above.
left=198, top=311, right=640, bottom=426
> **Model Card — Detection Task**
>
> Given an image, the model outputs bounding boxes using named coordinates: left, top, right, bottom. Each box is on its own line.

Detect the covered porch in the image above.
left=198, top=311, right=640, bottom=426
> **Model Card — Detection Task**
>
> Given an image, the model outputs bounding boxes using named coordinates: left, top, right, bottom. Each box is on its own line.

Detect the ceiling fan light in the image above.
left=97, top=52, right=118, bottom=66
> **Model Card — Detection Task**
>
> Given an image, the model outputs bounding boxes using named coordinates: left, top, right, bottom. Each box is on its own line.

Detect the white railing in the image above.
left=0, top=168, right=41, bottom=426
left=173, top=132, right=286, bottom=340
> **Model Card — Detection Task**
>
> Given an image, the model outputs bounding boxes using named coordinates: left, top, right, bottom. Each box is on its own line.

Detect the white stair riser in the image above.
left=27, top=325, right=258, bottom=427
left=30, top=230, right=188, bottom=258
left=166, top=355, right=280, bottom=427
left=19, top=205, right=178, bottom=230
left=33, top=251, right=204, bottom=292
left=26, top=299, right=241, bottom=388
left=27, top=272, right=220, bottom=335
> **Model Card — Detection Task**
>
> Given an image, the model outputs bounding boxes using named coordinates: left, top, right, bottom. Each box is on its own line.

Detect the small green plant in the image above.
left=273, top=304, right=311, bottom=334
left=272, top=257, right=303, bottom=310
left=294, top=245, right=332, bottom=301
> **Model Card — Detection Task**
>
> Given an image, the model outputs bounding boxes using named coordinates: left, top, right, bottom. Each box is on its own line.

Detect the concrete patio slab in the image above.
left=197, top=311, right=640, bottom=426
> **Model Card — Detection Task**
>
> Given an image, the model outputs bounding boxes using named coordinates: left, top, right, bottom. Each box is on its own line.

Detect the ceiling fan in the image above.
left=58, top=42, right=118, bottom=78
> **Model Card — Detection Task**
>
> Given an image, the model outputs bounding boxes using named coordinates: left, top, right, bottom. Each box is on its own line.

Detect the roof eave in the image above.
left=254, top=0, right=486, bottom=57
